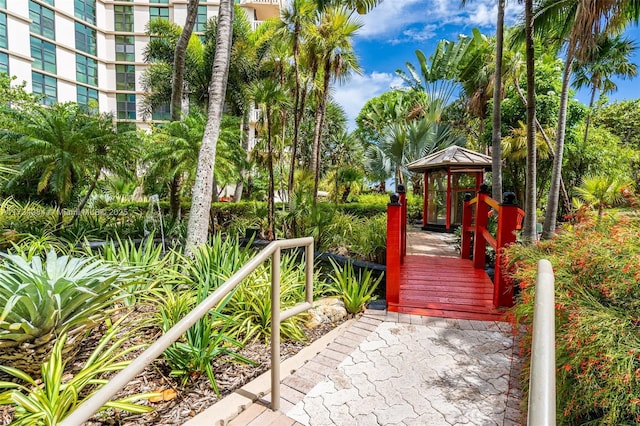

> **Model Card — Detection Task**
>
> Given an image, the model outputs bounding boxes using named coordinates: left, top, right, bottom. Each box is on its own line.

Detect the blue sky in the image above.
left=334, top=0, right=640, bottom=130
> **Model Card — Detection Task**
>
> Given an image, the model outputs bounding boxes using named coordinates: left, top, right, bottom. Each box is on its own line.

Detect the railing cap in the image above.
left=396, top=184, right=406, bottom=194
left=501, top=191, right=518, bottom=206
left=479, top=183, right=490, bottom=194
left=388, top=193, right=401, bottom=206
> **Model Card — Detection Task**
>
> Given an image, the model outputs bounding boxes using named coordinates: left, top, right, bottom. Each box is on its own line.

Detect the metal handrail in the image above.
left=61, top=237, right=315, bottom=426
left=527, top=259, right=556, bottom=426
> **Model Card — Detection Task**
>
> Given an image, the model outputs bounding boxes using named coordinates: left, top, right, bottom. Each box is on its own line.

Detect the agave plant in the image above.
left=0, top=251, right=133, bottom=373
left=328, top=258, right=382, bottom=315
left=0, top=319, right=157, bottom=425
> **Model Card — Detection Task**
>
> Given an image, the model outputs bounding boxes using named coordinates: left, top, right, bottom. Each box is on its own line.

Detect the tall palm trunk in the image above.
left=491, top=0, right=505, bottom=201
left=542, top=45, right=575, bottom=239
left=582, top=84, right=598, bottom=147
left=266, top=107, right=275, bottom=240
left=288, top=20, right=302, bottom=202
left=522, top=0, right=537, bottom=242
left=311, top=58, right=331, bottom=206
left=185, top=0, right=234, bottom=253
left=171, top=0, right=199, bottom=121
left=513, top=78, right=571, bottom=212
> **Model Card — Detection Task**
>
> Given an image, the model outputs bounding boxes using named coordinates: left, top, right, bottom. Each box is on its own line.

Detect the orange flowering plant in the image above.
left=504, top=211, right=640, bottom=424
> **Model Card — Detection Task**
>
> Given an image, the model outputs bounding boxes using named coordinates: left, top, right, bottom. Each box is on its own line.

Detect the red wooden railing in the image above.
left=386, top=184, right=524, bottom=310
left=386, top=185, right=406, bottom=308
left=460, top=185, right=524, bottom=308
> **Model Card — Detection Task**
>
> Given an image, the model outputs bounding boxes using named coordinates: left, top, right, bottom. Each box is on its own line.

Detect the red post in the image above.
left=494, top=192, right=520, bottom=308
left=472, top=185, right=490, bottom=270
left=460, top=193, right=473, bottom=260
left=445, top=168, right=452, bottom=230
left=386, top=193, right=402, bottom=311
left=423, top=172, right=429, bottom=228
left=398, top=184, right=407, bottom=262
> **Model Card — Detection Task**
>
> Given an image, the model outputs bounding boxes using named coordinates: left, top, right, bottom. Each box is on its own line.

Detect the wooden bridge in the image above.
left=385, top=186, right=524, bottom=321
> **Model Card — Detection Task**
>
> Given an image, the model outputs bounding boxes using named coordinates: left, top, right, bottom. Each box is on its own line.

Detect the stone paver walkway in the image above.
left=277, top=311, right=523, bottom=426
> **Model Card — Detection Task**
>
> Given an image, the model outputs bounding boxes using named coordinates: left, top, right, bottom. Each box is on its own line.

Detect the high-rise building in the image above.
left=0, top=0, right=284, bottom=124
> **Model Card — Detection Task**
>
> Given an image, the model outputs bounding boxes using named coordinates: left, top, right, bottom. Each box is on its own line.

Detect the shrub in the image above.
left=0, top=251, right=133, bottom=374
left=154, top=235, right=257, bottom=393
left=505, top=214, right=640, bottom=424
left=225, top=252, right=324, bottom=344
left=0, top=319, right=156, bottom=425
left=328, top=258, right=382, bottom=314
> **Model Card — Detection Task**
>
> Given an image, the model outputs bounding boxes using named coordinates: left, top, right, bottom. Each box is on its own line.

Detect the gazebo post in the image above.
left=422, top=171, right=429, bottom=228
left=445, top=167, right=452, bottom=230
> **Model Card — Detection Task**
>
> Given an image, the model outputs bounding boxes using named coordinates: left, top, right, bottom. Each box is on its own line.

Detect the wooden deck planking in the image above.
left=391, top=254, right=506, bottom=321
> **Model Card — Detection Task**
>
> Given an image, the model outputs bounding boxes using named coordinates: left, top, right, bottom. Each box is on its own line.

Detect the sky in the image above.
left=333, top=0, right=640, bottom=131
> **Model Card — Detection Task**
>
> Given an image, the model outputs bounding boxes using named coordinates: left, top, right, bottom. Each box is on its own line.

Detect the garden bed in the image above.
left=0, top=304, right=348, bottom=426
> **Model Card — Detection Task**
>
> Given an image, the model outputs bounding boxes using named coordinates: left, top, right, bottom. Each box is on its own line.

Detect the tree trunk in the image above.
left=582, top=85, right=597, bottom=146
left=75, top=170, right=101, bottom=218
left=523, top=0, right=537, bottom=243
left=310, top=58, right=331, bottom=206
left=266, top=108, right=275, bottom=240
left=288, top=20, right=302, bottom=204
left=171, top=0, right=199, bottom=122
left=185, top=0, right=233, bottom=253
left=169, top=173, right=182, bottom=219
left=490, top=0, right=505, bottom=201
left=543, top=48, right=575, bottom=239
left=514, top=77, right=571, bottom=213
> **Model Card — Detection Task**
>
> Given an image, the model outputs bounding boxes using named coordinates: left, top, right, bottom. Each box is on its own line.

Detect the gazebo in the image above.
left=406, top=146, right=492, bottom=232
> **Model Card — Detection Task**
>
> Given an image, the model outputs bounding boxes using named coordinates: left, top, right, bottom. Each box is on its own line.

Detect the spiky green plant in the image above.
left=0, top=318, right=158, bottom=425
left=0, top=251, right=133, bottom=373
left=155, top=235, right=257, bottom=394
left=97, top=235, right=165, bottom=305
left=225, top=253, right=315, bottom=344
left=328, top=258, right=382, bottom=314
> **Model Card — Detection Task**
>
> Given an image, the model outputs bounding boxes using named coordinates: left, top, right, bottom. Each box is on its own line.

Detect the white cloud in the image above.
left=333, top=72, right=404, bottom=131
left=357, top=0, right=524, bottom=43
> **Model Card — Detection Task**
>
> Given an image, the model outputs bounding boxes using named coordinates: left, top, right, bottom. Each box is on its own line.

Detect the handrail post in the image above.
left=528, top=259, right=556, bottom=426
left=271, top=246, right=281, bottom=411
left=386, top=193, right=402, bottom=310
left=460, top=193, right=473, bottom=259
left=472, top=184, right=490, bottom=270
left=494, top=192, right=519, bottom=308
left=397, top=184, right=407, bottom=262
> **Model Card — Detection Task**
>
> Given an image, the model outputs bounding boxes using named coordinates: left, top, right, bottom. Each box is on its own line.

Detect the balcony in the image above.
left=249, top=108, right=262, bottom=123
left=250, top=20, right=264, bottom=31
left=239, top=0, right=282, bottom=21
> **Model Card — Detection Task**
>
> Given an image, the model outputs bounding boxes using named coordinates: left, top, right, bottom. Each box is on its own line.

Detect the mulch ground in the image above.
left=0, top=304, right=348, bottom=426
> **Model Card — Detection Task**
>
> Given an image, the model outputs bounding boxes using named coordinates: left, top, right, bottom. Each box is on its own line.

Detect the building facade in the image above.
left=0, top=0, right=283, bottom=124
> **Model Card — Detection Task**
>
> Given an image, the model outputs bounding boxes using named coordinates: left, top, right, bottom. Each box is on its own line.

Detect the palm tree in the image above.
left=396, top=33, right=479, bottom=122
left=314, top=0, right=380, bottom=13
left=533, top=0, right=640, bottom=239
left=279, top=0, right=316, bottom=202
left=1, top=103, right=136, bottom=224
left=144, top=113, right=205, bottom=219
left=171, top=0, right=199, bottom=121
left=573, top=34, right=638, bottom=146
left=305, top=6, right=362, bottom=205
left=185, top=0, right=234, bottom=252
left=249, top=78, right=289, bottom=240
left=461, top=0, right=506, bottom=200
left=523, top=0, right=538, bottom=242
left=575, top=175, right=630, bottom=218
